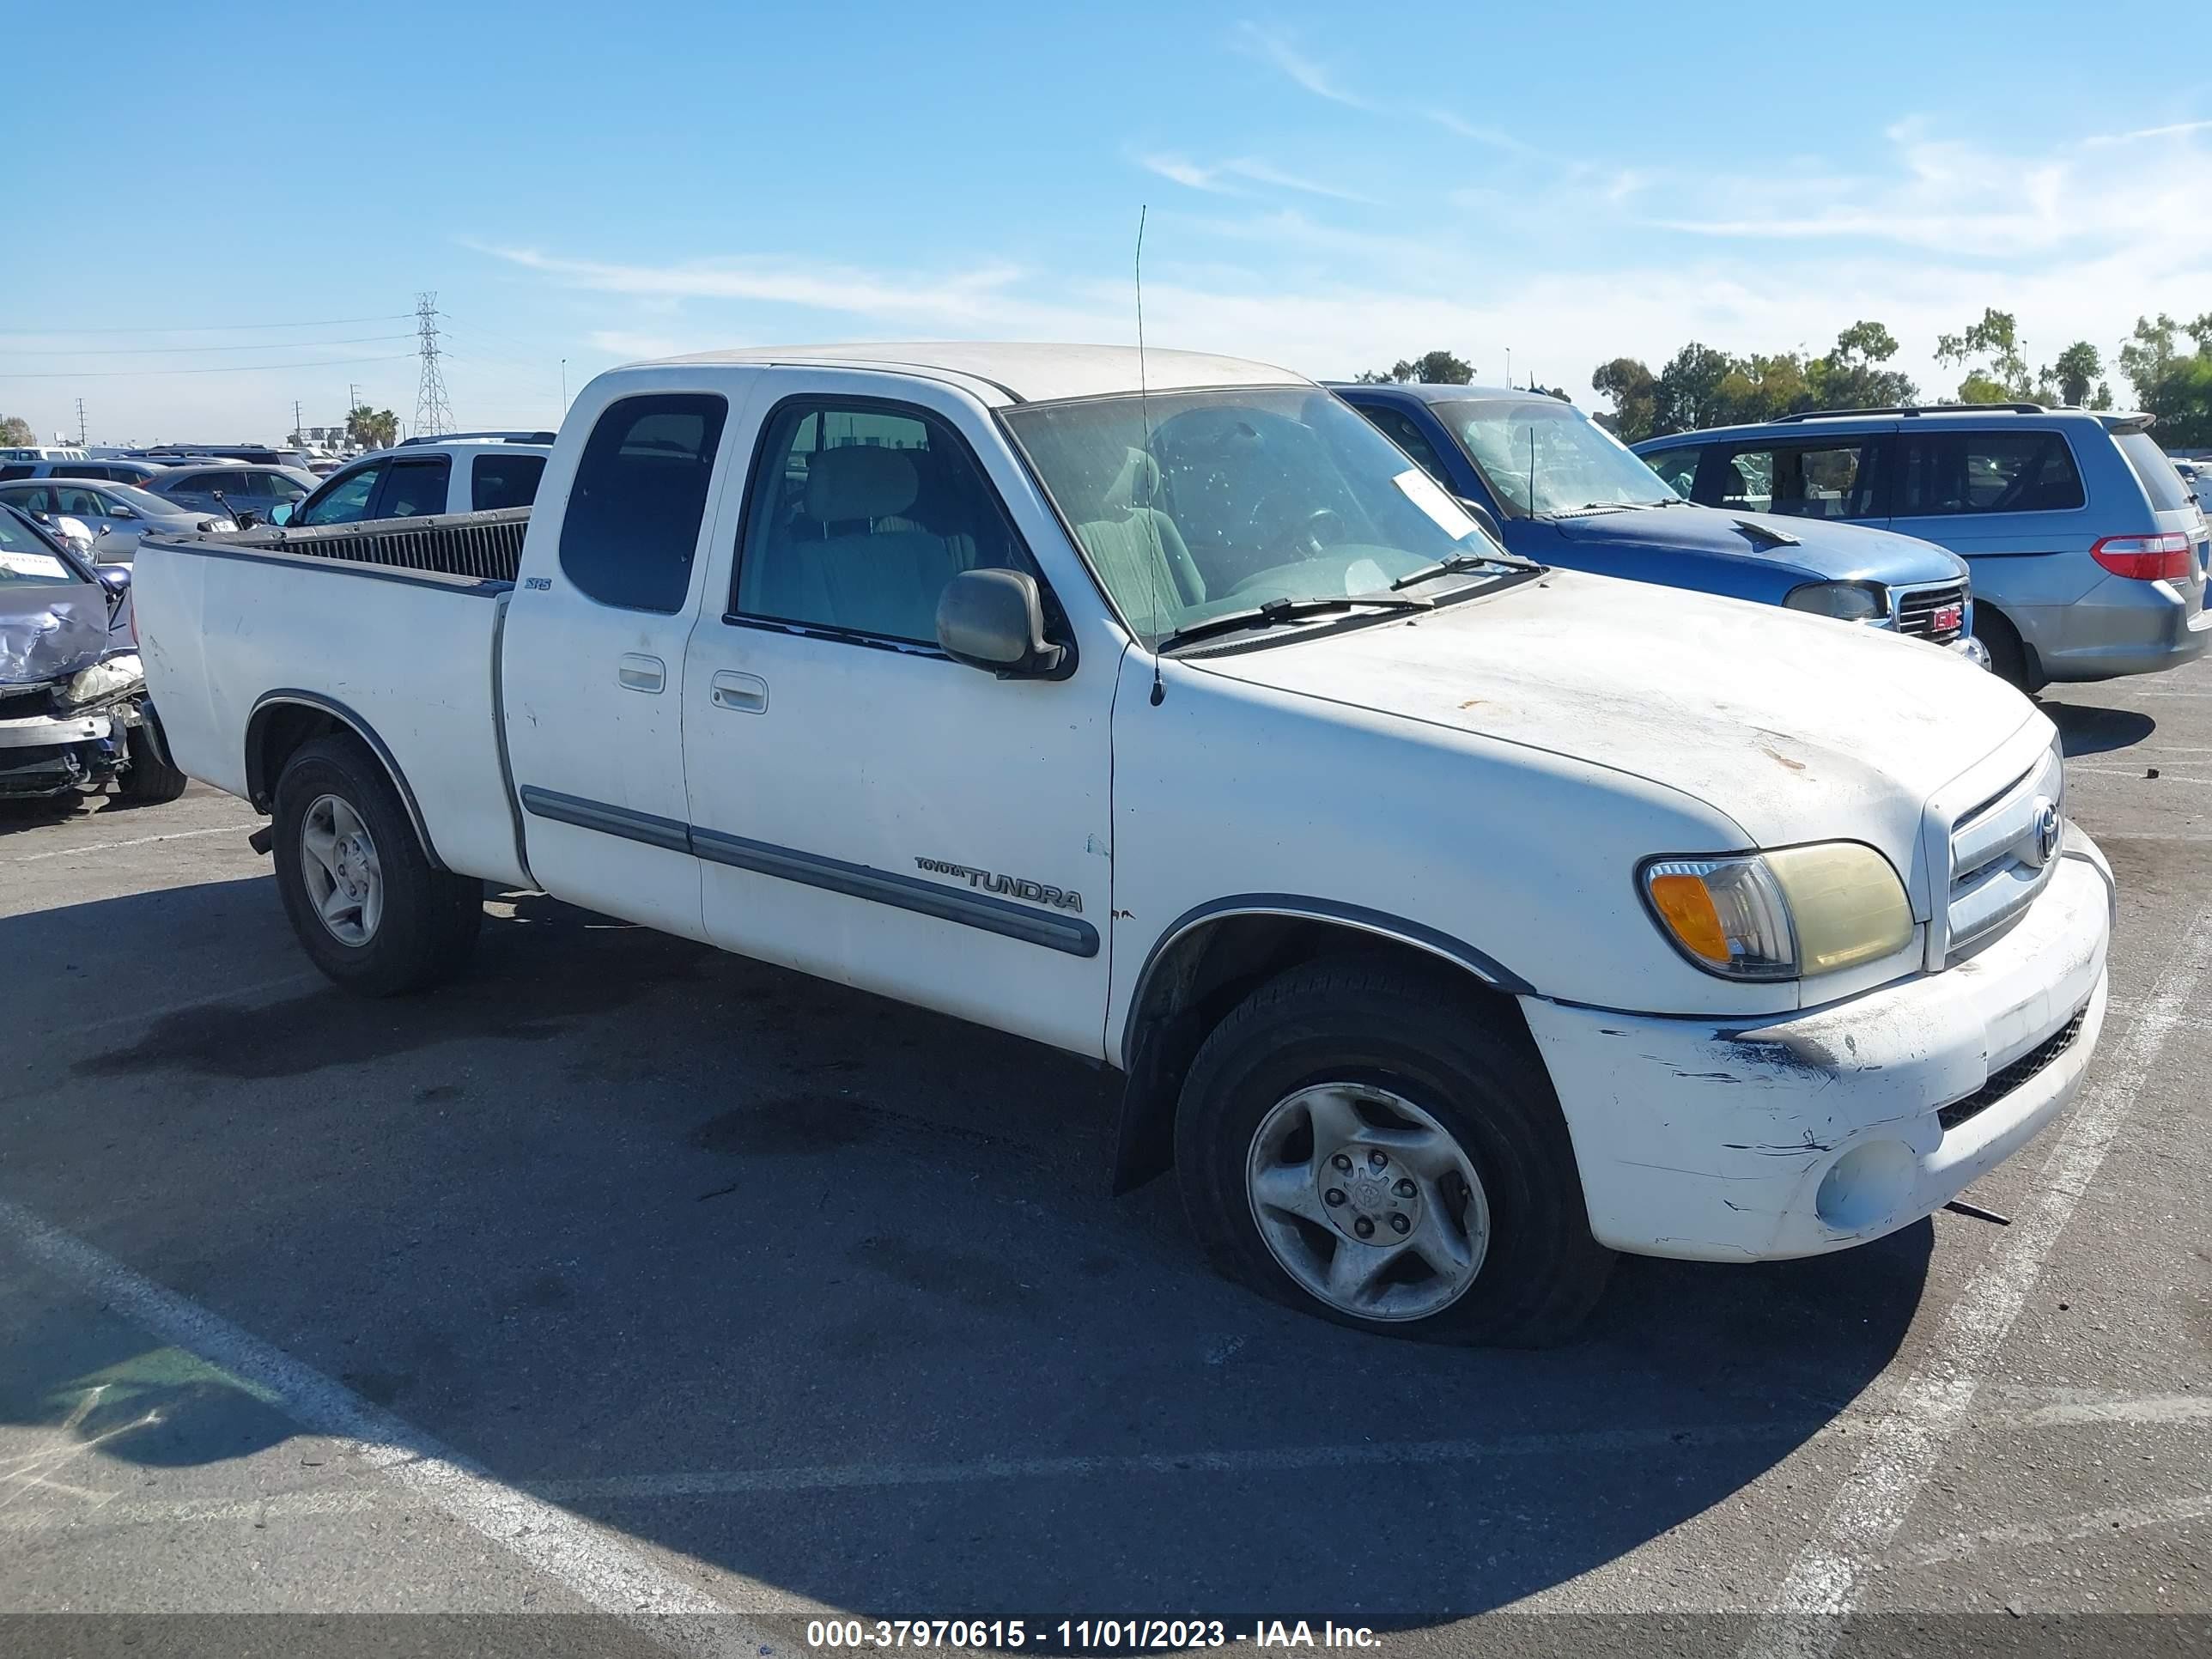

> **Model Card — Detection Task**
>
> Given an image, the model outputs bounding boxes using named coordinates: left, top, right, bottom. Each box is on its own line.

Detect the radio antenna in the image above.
left=1136, top=204, right=1164, bottom=706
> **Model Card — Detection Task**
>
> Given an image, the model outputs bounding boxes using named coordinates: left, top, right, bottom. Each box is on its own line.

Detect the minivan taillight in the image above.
left=2090, top=532, right=2192, bottom=580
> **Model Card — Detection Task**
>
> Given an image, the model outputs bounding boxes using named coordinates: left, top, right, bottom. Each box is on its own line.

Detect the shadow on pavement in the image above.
left=2045, top=701, right=2156, bottom=757
left=0, top=878, right=1930, bottom=1629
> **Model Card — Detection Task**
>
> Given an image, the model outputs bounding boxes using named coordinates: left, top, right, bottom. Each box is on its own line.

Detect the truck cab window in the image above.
left=733, top=399, right=1029, bottom=645
left=295, top=465, right=381, bottom=526
left=1352, top=406, right=1455, bottom=491
left=560, top=394, right=727, bottom=613
left=471, top=453, right=545, bottom=512
left=374, top=458, right=451, bottom=520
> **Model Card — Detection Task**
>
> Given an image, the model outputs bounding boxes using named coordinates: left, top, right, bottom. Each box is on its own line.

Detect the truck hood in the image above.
left=1185, top=569, right=2044, bottom=883
left=1548, top=502, right=1966, bottom=585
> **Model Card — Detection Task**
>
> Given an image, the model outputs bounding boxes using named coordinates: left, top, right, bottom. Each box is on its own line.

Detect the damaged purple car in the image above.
left=0, top=503, right=186, bottom=803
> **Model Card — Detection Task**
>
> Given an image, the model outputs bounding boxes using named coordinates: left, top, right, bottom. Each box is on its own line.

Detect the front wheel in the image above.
left=271, top=735, right=481, bottom=996
left=117, top=719, right=189, bottom=804
left=1173, top=957, right=1613, bottom=1346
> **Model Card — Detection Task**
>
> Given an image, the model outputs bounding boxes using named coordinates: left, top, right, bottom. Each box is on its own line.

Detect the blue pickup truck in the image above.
left=1333, top=382, right=1987, bottom=665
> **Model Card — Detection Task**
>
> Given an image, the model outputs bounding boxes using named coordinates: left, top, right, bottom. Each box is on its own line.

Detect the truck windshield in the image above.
left=1002, top=386, right=1510, bottom=647
left=1437, top=398, right=1679, bottom=516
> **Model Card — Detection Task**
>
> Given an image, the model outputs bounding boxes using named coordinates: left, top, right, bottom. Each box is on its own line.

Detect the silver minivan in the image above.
left=1636, top=407, right=2211, bottom=689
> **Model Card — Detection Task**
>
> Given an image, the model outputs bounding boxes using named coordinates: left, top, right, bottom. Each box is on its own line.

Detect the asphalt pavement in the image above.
left=0, top=658, right=2207, bottom=1658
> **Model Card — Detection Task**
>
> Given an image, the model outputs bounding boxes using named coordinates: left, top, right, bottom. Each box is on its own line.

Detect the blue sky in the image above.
left=6, top=1, right=2207, bottom=444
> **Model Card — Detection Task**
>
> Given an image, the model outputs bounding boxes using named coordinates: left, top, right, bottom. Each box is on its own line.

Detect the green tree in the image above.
left=0, top=415, right=34, bottom=447
left=2047, top=341, right=2102, bottom=407
left=1352, top=349, right=1474, bottom=386
left=1935, top=308, right=2034, bottom=402
left=2118, top=314, right=2183, bottom=404
left=345, top=404, right=399, bottom=450
left=1651, top=342, right=1736, bottom=435
left=1590, top=357, right=1659, bottom=441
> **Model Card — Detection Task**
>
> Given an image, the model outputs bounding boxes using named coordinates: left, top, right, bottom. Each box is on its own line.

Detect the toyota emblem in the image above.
left=2027, top=799, right=2062, bottom=866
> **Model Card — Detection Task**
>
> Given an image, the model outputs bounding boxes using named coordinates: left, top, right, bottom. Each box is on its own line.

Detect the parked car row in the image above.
left=133, top=342, right=2117, bottom=1346
left=1633, top=406, right=2210, bottom=689
left=1335, top=383, right=1984, bottom=666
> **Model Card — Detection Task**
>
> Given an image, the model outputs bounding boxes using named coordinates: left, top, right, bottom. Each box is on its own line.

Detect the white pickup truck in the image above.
left=136, top=343, right=2113, bottom=1345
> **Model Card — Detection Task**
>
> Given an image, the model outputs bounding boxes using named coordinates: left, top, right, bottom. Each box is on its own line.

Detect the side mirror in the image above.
left=936, top=568, right=1066, bottom=678
left=268, top=501, right=293, bottom=526
left=95, top=564, right=131, bottom=596
left=108, top=504, right=136, bottom=520
left=1456, top=497, right=1505, bottom=543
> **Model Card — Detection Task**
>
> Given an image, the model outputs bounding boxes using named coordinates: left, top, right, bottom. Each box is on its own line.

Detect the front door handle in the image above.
left=617, top=653, right=665, bottom=694
left=710, top=670, right=769, bottom=714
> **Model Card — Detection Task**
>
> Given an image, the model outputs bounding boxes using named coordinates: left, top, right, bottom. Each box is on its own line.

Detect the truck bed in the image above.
left=133, top=513, right=532, bottom=888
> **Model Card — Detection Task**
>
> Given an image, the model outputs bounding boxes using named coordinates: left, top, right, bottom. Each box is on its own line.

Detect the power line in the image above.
left=0, top=353, right=416, bottom=381
left=0, top=313, right=416, bottom=338
left=0, top=333, right=419, bottom=358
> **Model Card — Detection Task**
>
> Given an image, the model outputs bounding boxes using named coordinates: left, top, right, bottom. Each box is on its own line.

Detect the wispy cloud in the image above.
left=1650, top=117, right=2212, bottom=258
left=1138, top=152, right=1373, bottom=203
left=468, top=242, right=1033, bottom=327
left=1425, top=109, right=1531, bottom=153
left=2083, top=116, right=2212, bottom=147
left=1231, top=21, right=1364, bottom=106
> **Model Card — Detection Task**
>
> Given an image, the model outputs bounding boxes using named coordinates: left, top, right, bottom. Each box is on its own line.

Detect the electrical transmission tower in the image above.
left=74, top=398, right=88, bottom=446
left=413, top=292, right=454, bottom=439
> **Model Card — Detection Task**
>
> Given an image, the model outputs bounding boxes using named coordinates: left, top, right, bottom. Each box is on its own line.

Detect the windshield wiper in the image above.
left=1388, top=549, right=1542, bottom=591
left=1155, top=592, right=1431, bottom=652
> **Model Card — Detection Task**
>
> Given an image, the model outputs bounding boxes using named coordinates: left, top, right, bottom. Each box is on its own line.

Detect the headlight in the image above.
left=1784, top=580, right=1887, bottom=623
left=1641, top=842, right=1913, bottom=980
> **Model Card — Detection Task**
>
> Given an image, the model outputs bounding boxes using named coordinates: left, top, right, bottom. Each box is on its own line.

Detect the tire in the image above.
left=1977, top=609, right=2034, bottom=692
left=118, top=720, right=189, bottom=805
left=1174, top=956, right=1614, bottom=1346
left=271, top=734, right=481, bottom=996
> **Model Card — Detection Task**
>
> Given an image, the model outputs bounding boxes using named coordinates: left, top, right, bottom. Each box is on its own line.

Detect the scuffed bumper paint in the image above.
left=1525, top=827, right=2114, bottom=1261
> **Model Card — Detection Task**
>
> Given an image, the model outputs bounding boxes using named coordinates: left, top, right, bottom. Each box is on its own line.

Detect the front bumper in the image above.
left=1522, top=828, right=2113, bottom=1261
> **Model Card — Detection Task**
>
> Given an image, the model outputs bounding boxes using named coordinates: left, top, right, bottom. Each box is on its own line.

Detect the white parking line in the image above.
left=0, top=1198, right=760, bottom=1656
left=1741, top=901, right=2212, bottom=1659
left=7, top=823, right=254, bottom=865
left=1901, top=1492, right=2212, bottom=1568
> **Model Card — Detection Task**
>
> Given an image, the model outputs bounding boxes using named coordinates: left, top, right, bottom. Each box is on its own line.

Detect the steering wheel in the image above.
left=1255, top=504, right=1346, bottom=562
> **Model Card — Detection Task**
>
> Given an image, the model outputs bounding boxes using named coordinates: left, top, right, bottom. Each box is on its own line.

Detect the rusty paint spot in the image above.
left=1458, top=699, right=1486, bottom=710
left=1761, top=746, right=1808, bottom=772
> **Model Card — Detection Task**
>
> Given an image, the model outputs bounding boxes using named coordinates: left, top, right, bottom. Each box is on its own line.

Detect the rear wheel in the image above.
left=1173, top=957, right=1614, bottom=1346
left=271, top=735, right=480, bottom=995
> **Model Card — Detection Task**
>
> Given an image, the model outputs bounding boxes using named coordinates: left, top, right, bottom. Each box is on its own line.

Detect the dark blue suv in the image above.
left=1334, top=382, right=1986, bottom=665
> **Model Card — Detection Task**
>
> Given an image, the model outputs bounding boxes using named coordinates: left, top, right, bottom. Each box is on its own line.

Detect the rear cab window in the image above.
left=1899, top=429, right=2084, bottom=516
left=560, top=394, right=728, bottom=612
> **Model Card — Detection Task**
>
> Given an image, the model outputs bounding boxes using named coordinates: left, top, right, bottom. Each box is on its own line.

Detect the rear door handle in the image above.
left=617, top=653, right=665, bottom=694
left=710, top=670, right=769, bottom=714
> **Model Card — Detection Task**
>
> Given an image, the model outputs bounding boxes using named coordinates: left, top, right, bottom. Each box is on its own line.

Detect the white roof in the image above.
left=642, top=342, right=1310, bottom=404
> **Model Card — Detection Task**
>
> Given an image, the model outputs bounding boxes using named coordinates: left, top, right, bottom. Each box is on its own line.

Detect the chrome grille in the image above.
left=1895, top=581, right=1968, bottom=643
left=1943, top=744, right=2063, bottom=963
